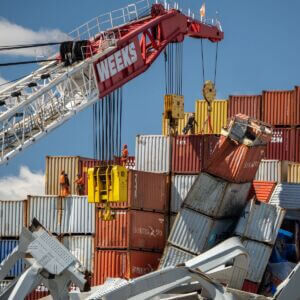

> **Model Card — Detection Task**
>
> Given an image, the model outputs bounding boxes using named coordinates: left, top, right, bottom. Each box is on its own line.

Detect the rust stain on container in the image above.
left=97, top=170, right=170, bottom=212
left=172, top=135, right=203, bottom=174
left=204, top=136, right=266, bottom=183
left=266, top=128, right=296, bottom=161
left=228, top=95, right=261, bottom=120
left=202, top=135, right=220, bottom=169
left=287, top=163, right=300, bottom=183
left=248, top=181, right=277, bottom=203
left=95, top=210, right=166, bottom=251
left=262, top=90, right=296, bottom=125
left=93, top=250, right=161, bottom=285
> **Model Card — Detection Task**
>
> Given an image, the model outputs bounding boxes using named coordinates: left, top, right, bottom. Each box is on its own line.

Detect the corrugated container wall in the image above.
left=95, top=210, right=165, bottom=251
left=242, top=280, right=259, bottom=294
left=93, top=250, right=161, bottom=285
left=287, top=163, right=300, bottom=183
left=262, top=90, right=296, bottom=125
left=62, top=236, right=94, bottom=273
left=255, top=160, right=289, bottom=182
left=183, top=173, right=251, bottom=218
left=0, top=240, right=25, bottom=277
left=202, top=135, right=220, bottom=169
left=270, top=184, right=300, bottom=210
left=0, top=200, right=26, bottom=237
left=266, top=128, right=296, bottom=161
left=195, top=100, right=227, bottom=134
left=25, top=285, right=50, bottom=300
left=171, top=175, right=197, bottom=213
left=162, top=112, right=191, bottom=136
left=172, top=135, right=203, bottom=174
left=243, top=239, right=272, bottom=283
left=235, top=200, right=286, bottom=245
left=45, top=156, right=99, bottom=195
left=295, top=86, right=300, bottom=124
left=135, top=135, right=171, bottom=173
left=248, top=181, right=277, bottom=203
left=228, top=95, right=261, bottom=120
left=168, top=208, right=235, bottom=255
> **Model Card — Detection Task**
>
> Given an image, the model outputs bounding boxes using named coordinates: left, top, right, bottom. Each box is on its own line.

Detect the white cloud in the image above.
left=0, top=18, right=70, bottom=57
left=0, top=166, right=44, bottom=200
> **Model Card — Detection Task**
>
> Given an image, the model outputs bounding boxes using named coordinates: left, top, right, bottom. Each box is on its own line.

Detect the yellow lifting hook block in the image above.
left=163, top=94, right=184, bottom=120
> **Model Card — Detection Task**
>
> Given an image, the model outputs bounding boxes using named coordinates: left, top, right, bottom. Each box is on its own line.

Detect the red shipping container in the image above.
left=262, top=90, right=296, bottom=125
left=228, top=95, right=261, bottom=120
left=248, top=181, right=277, bottom=203
left=93, top=250, right=161, bottom=285
left=295, top=128, right=300, bottom=163
left=242, top=280, right=259, bottom=294
left=25, top=286, right=50, bottom=300
left=204, top=136, right=266, bottom=183
left=97, top=170, right=170, bottom=212
left=95, top=210, right=166, bottom=251
left=202, top=135, right=220, bottom=170
left=172, top=135, right=203, bottom=174
left=295, top=86, right=300, bottom=124
left=266, top=128, right=296, bottom=161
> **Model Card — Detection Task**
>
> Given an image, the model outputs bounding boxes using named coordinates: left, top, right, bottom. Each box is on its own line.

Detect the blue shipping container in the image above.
left=0, top=240, right=25, bottom=277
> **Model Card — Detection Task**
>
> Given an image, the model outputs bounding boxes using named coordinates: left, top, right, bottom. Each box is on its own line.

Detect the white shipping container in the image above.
left=159, top=245, right=195, bottom=269
left=235, top=200, right=285, bottom=245
left=135, top=135, right=171, bottom=173
left=0, top=200, right=26, bottom=237
left=168, top=208, right=235, bottom=255
left=269, top=184, right=300, bottom=210
left=255, top=160, right=289, bottom=182
left=243, top=239, right=272, bottom=283
left=62, top=236, right=94, bottom=272
left=171, top=175, right=197, bottom=213
left=183, top=173, right=251, bottom=218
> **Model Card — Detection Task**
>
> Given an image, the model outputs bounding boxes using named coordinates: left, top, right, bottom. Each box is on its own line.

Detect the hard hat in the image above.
left=123, top=144, right=128, bottom=148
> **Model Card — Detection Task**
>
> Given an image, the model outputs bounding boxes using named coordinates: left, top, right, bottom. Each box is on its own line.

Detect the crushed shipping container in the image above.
left=248, top=181, right=277, bottom=203
left=202, top=134, right=220, bottom=169
left=93, top=250, right=161, bottom=285
left=95, top=210, right=166, bottom=251
left=228, top=95, right=261, bottom=120
left=183, top=172, right=251, bottom=218
left=255, top=160, right=289, bottom=182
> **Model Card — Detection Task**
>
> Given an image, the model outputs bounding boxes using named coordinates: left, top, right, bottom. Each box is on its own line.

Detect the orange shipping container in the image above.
left=202, top=135, right=220, bottom=170
left=93, top=250, right=161, bottom=285
left=204, top=136, right=266, bottom=183
left=248, top=181, right=277, bottom=203
left=228, top=95, right=261, bottom=120
left=262, top=90, right=296, bottom=125
left=95, top=210, right=166, bottom=251
left=97, top=170, right=170, bottom=212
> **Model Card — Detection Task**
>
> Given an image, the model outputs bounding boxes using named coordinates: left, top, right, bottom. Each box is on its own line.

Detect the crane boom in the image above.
left=0, top=0, right=223, bottom=165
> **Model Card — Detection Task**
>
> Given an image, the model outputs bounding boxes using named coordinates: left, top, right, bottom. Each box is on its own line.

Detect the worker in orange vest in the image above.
left=121, top=144, right=128, bottom=166
left=74, top=174, right=84, bottom=195
left=64, top=173, right=70, bottom=196
left=59, top=170, right=70, bottom=197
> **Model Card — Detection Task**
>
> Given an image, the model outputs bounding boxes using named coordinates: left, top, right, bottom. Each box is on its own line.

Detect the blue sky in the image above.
left=0, top=0, right=299, bottom=177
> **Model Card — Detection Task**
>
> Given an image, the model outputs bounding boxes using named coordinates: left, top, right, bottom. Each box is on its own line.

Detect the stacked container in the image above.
left=93, top=167, right=170, bottom=285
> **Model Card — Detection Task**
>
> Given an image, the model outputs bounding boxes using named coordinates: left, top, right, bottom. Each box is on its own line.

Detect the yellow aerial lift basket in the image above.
left=88, top=165, right=127, bottom=220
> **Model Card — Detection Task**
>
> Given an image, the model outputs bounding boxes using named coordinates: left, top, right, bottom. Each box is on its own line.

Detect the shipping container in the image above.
left=269, top=183, right=300, bottom=210
left=242, top=280, right=259, bottom=294
left=171, top=135, right=203, bottom=174
left=183, top=172, right=251, bottom=218
left=162, top=112, right=191, bottom=136
left=228, top=95, right=261, bottom=120
left=0, top=200, right=27, bottom=237
left=25, top=285, right=50, bottom=300
left=45, top=156, right=99, bottom=195
left=0, top=240, right=25, bottom=278
left=169, top=214, right=177, bottom=233
left=296, top=128, right=300, bottom=163
left=235, top=200, right=285, bottom=245
left=95, top=210, right=166, bottom=251
left=287, top=162, right=300, bottom=183
left=135, top=135, right=171, bottom=173
left=195, top=100, right=228, bottom=134
left=28, top=196, right=95, bottom=235
left=262, top=90, right=296, bottom=126
left=204, top=135, right=266, bottom=183
left=62, top=236, right=94, bottom=273
left=202, top=135, right=220, bottom=169
left=265, top=128, right=296, bottom=161
left=295, top=86, right=300, bottom=124
left=255, top=160, right=289, bottom=182
left=171, top=175, right=197, bottom=213
left=159, top=245, right=195, bottom=269
left=243, top=239, right=272, bottom=283
left=93, top=250, right=161, bottom=285
left=248, top=181, right=277, bottom=203
left=168, top=208, right=235, bottom=255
